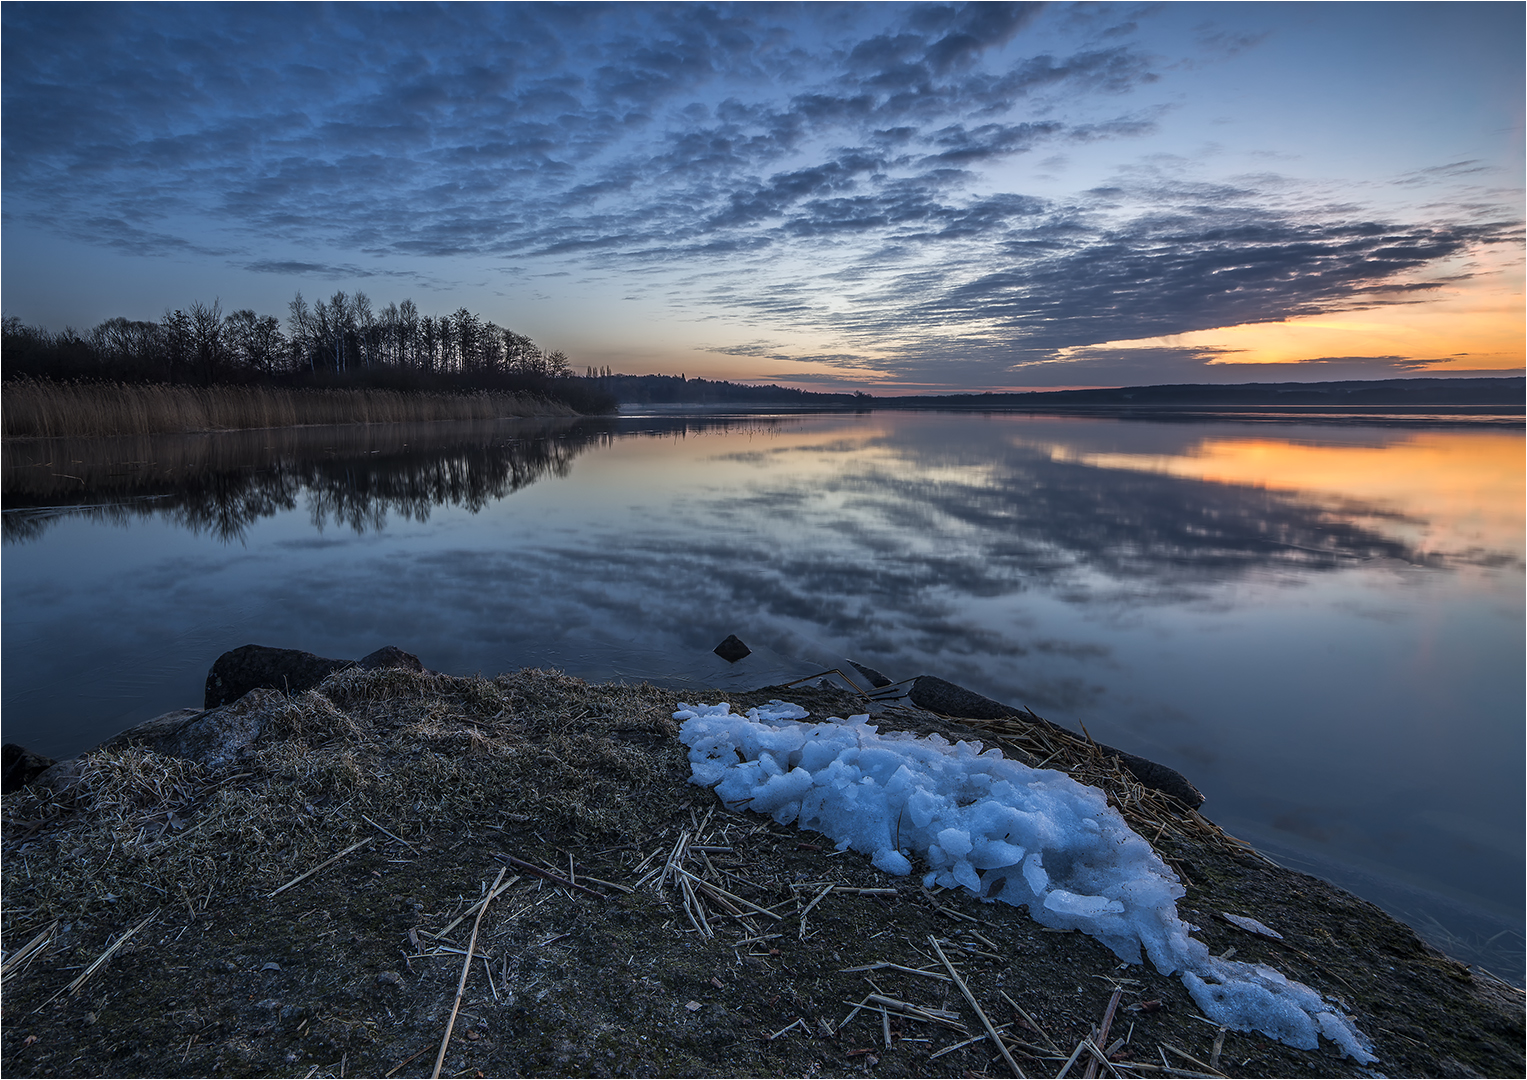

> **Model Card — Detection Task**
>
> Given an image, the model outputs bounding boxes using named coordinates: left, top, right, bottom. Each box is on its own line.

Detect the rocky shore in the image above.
left=2, top=647, right=1521, bottom=1078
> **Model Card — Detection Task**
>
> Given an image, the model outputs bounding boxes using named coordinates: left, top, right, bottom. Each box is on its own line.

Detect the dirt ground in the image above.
left=2, top=669, right=1521, bottom=1078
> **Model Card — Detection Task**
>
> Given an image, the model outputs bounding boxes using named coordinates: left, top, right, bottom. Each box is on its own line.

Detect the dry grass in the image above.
left=1, top=376, right=574, bottom=439
left=1, top=667, right=680, bottom=920
left=3, top=670, right=1519, bottom=1079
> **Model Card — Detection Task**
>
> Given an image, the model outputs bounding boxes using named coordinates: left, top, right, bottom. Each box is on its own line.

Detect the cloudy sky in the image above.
left=3, top=2, right=1522, bottom=391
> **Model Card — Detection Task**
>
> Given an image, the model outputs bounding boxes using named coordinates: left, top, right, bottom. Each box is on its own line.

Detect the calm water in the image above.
left=4, top=409, right=1522, bottom=977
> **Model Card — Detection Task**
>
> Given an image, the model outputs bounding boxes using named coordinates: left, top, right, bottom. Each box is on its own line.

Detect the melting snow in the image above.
left=677, top=700, right=1375, bottom=1063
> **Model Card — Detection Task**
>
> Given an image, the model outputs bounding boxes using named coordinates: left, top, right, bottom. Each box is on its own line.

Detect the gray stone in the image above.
left=101, top=691, right=288, bottom=772
left=100, top=709, right=204, bottom=753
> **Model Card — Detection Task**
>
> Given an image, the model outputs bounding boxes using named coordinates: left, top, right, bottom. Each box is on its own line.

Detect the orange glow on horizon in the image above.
left=1053, top=430, right=1525, bottom=563
left=1058, top=244, right=1525, bottom=373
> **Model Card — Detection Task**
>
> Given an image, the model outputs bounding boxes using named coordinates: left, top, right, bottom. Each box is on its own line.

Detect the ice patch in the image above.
left=676, top=700, right=1376, bottom=1064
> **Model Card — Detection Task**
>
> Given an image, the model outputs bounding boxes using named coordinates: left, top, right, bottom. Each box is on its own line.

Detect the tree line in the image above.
left=582, top=372, right=867, bottom=406
left=1, top=291, right=614, bottom=410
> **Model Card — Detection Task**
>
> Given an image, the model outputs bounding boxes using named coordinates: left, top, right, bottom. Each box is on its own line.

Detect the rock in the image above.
left=99, top=709, right=204, bottom=753
left=204, top=644, right=427, bottom=709
left=204, top=645, right=352, bottom=709
left=713, top=635, right=751, bottom=663
left=101, top=691, right=289, bottom=772
left=907, top=675, right=1205, bottom=808
left=358, top=645, right=425, bottom=671
left=2, top=743, right=56, bottom=795
left=847, top=660, right=893, bottom=688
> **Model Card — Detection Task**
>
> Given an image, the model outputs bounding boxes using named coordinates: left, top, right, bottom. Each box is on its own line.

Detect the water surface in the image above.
left=4, top=409, right=1521, bottom=977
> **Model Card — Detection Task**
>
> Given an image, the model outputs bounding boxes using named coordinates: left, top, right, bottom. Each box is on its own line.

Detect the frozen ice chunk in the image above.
left=936, top=827, right=973, bottom=858
left=1022, top=852, right=1049, bottom=897
left=677, top=701, right=1376, bottom=1063
left=1045, top=890, right=1125, bottom=918
left=1222, top=912, right=1284, bottom=940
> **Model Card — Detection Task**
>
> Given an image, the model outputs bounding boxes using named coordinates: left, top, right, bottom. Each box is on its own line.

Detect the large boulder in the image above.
left=104, top=691, right=290, bottom=771
left=204, top=644, right=425, bottom=709
left=908, top=675, right=1205, bottom=808
left=2, top=743, right=56, bottom=795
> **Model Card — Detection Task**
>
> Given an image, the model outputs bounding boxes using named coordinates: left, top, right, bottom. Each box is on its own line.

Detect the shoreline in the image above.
left=3, top=654, right=1521, bottom=1077
left=0, top=378, right=601, bottom=441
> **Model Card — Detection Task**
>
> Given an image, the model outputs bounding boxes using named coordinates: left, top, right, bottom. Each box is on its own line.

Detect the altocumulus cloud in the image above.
left=2, top=2, right=1519, bottom=384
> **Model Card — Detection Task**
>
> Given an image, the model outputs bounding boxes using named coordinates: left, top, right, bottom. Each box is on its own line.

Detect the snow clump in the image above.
left=676, top=700, right=1375, bottom=1063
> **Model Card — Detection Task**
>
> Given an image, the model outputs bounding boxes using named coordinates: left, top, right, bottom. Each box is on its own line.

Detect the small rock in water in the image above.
left=713, top=635, right=751, bottom=663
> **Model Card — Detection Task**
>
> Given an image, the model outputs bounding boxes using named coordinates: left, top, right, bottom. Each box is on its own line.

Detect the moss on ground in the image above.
left=2, top=669, right=1521, bottom=1078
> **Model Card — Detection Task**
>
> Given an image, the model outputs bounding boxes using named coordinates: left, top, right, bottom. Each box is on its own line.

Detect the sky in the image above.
left=2, top=2, right=1523, bottom=392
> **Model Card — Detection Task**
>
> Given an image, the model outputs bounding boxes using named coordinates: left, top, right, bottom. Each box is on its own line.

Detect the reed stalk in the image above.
left=1, top=377, right=572, bottom=439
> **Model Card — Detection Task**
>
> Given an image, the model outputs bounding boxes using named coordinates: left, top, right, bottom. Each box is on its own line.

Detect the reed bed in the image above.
left=1, top=377, right=574, bottom=439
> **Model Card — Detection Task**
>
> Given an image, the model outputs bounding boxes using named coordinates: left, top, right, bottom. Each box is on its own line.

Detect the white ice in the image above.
left=676, top=700, right=1376, bottom=1063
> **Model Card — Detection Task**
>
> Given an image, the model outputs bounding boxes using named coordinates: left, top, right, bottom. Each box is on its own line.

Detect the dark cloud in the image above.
left=1, top=2, right=1516, bottom=386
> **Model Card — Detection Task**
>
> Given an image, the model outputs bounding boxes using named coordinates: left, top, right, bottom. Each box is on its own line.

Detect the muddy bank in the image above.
left=2, top=667, right=1521, bottom=1078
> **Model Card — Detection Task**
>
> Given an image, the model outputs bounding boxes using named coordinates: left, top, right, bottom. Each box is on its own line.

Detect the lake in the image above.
left=3, top=407, right=1522, bottom=979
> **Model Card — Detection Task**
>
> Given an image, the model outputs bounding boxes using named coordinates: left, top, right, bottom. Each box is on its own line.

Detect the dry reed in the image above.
left=1, top=376, right=574, bottom=439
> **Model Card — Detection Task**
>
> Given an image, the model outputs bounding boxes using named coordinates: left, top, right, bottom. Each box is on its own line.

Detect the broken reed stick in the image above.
left=928, top=934, right=1024, bottom=1079
left=431, top=867, right=505, bottom=1080
left=1083, top=1038, right=1122, bottom=1080
left=679, top=875, right=713, bottom=938
left=767, top=1018, right=809, bottom=1041
left=1001, top=988, right=1060, bottom=1052
left=500, top=854, right=607, bottom=899
left=575, top=875, right=634, bottom=894
left=1056, top=1038, right=1089, bottom=1079
left=1112, top=1064, right=1221, bottom=1079
left=1160, top=1042, right=1229, bottom=1079
left=268, top=837, right=374, bottom=898
left=361, top=814, right=417, bottom=850
left=1083, top=987, right=1124, bottom=1079
left=424, top=875, right=522, bottom=941
left=1208, top=1028, right=1227, bottom=1073
left=383, top=1045, right=432, bottom=1078
left=865, top=994, right=962, bottom=1024
left=62, top=911, right=158, bottom=997
left=931, top=1031, right=994, bottom=1060
left=1, top=921, right=58, bottom=982
left=798, top=882, right=835, bottom=938
left=675, top=866, right=782, bottom=919
left=841, top=997, right=966, bottom=1033
left=840, top=961, right=952, bottom=982
left=839, top=993, right=873, bottom=1031
left=660, top=830, right=691, bottom=888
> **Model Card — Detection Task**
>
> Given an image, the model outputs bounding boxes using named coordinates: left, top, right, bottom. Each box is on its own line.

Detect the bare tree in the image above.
left=225, top=309, right=287, bottom=376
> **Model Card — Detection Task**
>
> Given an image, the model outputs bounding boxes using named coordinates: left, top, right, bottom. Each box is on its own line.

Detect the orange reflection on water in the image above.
left=1063, top=430, right=1525, bottom=564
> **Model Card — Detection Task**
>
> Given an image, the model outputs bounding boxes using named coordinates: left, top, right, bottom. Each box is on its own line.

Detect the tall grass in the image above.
left=1, top=377, right=575, bottom=439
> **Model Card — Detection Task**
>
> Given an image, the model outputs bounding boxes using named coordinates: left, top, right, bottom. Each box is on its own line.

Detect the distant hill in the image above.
left=602, top=374, right=1523, bottom=411
left=597, top=373, right=864, bottom=405
left=870, top=377, right=1525, bottom=410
